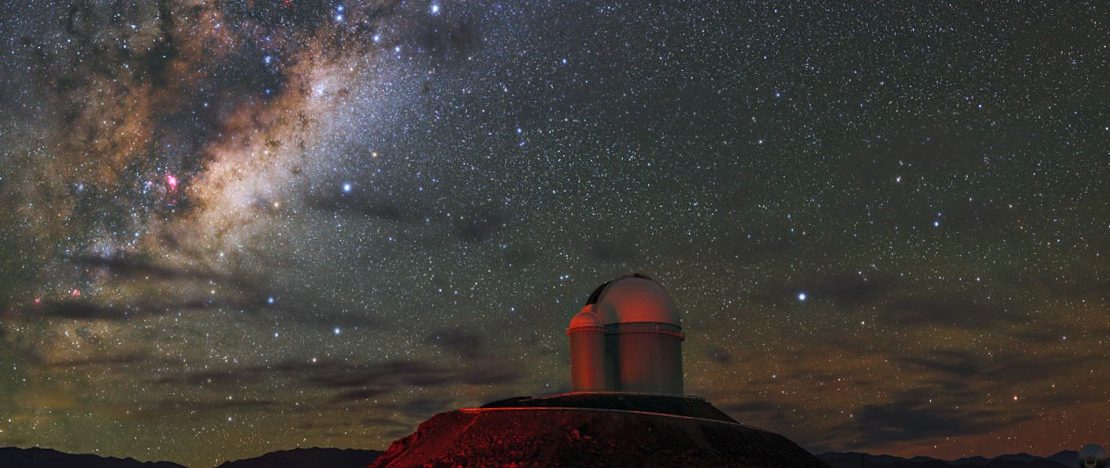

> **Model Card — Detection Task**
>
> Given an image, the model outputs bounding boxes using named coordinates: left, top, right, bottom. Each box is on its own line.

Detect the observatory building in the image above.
left=567, top=274, right=685, bottom=396
left=378, top=274, right=830, bottom=466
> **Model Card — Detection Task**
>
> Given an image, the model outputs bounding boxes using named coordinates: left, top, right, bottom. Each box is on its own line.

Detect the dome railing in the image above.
left=604, top=322, right=685, bottom=340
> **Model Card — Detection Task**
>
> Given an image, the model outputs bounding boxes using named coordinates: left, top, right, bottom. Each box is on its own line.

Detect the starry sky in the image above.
left=0, top=1, right=1108, bottom=465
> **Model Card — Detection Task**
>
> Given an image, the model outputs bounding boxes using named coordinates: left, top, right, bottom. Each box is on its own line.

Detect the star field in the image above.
left=0, top=1, right=1108, bottom=465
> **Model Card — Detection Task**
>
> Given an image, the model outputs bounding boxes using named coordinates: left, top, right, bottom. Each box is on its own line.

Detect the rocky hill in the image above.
left=373, top=395, right=827, bottom=467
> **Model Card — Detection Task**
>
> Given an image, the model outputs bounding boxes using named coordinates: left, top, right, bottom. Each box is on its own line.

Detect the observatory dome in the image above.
left=588, top=275, right=681, bottom=326
left=568, top=305, right=603, bottom=331
left=568, top=274, right=684, bottom=395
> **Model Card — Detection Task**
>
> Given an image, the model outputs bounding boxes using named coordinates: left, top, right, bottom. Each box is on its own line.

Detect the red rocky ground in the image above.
left=372, top=404, right=827, bottom=467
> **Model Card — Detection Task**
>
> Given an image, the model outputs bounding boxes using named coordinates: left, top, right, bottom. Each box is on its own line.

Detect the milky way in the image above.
left=1, top=1, right=1108, bottom=465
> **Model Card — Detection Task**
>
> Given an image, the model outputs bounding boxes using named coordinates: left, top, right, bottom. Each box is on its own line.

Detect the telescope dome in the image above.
left=568, top=305, right=603, bottom=331
left=588, top=275, right=680, bottom=327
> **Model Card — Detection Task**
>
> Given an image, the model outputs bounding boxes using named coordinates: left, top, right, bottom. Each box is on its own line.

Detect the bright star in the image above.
left=797, top=292, right=807, bottom=302
left=342, top=182, right=352, bottom=193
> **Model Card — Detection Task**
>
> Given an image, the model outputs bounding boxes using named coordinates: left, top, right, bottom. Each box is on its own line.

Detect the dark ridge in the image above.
left=0, top=447, right=183, bottom=468
left=218, top=447, right=382, bottom=468
left=818, top=451, right=1078, bottom=468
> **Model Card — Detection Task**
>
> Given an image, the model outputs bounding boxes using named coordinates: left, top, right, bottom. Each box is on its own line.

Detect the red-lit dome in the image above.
left=591, top=276, right=681, bottom=326
left=568, top=305, right=603, bottom=331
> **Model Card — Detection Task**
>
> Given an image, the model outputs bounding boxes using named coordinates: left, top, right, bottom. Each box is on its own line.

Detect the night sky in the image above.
left=1, top=1, right=1108, bottom=465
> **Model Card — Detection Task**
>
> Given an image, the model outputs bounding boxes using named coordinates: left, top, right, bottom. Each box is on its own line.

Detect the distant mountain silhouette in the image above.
left=819, top=450, right=1078, bottom=468
left=0, top=447, right=183, bottom=468
left=218, top=447, right=381, bottom=468
left=372, top=393, right=828, bottom=467
left=2, top=432, right=1085, bottom=467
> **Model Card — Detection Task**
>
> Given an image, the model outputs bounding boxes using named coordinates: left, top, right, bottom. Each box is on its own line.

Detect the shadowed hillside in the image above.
left=373, top=405, right=827, bottom=467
